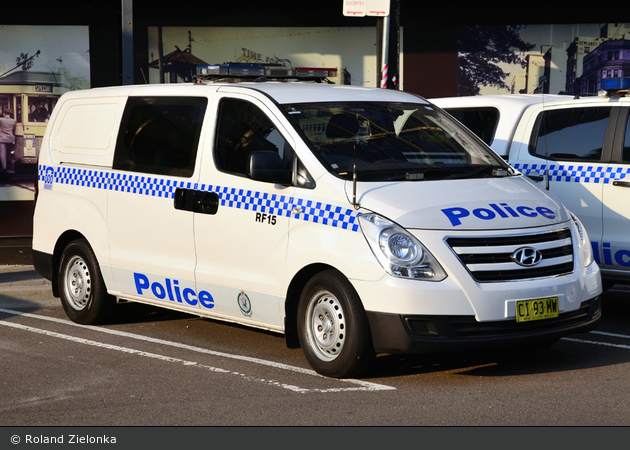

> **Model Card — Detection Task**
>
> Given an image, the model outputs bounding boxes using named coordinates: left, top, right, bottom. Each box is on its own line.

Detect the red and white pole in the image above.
left=380, top=12, right=390, bottom=88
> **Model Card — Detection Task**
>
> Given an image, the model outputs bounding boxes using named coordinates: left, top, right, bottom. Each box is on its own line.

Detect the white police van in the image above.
left=32, top=63, right=602, bottom=378
left=432, top=78, right=630, bottom=290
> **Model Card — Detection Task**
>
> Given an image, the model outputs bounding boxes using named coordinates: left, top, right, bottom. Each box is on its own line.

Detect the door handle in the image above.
left=174, top=188, right=195, bottom=211
left=174, top=188, right=219, bottom=215
left=194, top=191, right=219, bottom=215
left=613, top=180, right=630, bottom=188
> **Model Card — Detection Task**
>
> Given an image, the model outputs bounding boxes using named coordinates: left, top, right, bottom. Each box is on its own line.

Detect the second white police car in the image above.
left=32, top=64, right=602, bottom=378
left=432, top=78, right=630, bottom=290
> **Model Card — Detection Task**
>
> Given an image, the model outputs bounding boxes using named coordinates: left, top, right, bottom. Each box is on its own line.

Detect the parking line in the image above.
left=0, top=308, right=395, bottom=392
left=590, top=330, right=630, bottom=340
left=561, top=330, right=630, bottom=349
left=562, top=337, right=630, bottom=350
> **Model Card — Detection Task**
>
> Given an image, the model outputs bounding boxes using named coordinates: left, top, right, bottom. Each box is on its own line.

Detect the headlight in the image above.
left=570, top=211, right=594, bottom=267
left=359, top=213, right=447, bottom=281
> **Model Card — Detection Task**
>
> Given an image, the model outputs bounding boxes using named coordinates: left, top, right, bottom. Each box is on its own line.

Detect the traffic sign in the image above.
left=366, top=0, right=389, bottom=16
left=343, top=0, right=366, bottom=16
left=343, top=0, right=389, bottom=17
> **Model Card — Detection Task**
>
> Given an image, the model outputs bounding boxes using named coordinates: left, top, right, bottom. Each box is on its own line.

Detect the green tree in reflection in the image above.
left=458, top=25, right=535, bottom=96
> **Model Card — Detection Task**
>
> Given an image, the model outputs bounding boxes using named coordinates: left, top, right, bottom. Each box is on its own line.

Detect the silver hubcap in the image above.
left=306, top=290, right=346, bottom=361
left=63, top=256, right=91, bottom=311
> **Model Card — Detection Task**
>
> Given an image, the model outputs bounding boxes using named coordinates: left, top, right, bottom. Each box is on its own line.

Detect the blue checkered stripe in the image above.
left=201, top=184, right=294, bottom=218
left=514, top=163, right=630, bottom=183
left=198, top=184, right=360, bottom=232
left=39, top=165, right=360, bottom=232
left=40, top=165, right=189, bottom=197
left=292, top=197, right=360, bottom=231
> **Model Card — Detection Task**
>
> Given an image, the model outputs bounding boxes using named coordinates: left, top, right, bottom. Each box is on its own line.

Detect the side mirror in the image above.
left=248, top=151, right=291, bottom=184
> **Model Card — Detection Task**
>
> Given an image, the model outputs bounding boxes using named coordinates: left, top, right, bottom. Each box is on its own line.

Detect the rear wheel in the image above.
left=58, top=238, right=115, bottom=325
left=297, top=270, right=375, bottom=378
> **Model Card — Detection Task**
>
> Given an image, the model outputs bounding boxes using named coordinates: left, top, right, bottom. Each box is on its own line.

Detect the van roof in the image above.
left=226, top=82, right=428, bottom=104
left=430, top=93, right=574, bottom=110
left=59, top=82, right=431, bottom=105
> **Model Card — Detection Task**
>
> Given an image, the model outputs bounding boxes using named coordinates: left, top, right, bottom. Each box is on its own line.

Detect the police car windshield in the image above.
left=283, top=101, right=507, bottom=181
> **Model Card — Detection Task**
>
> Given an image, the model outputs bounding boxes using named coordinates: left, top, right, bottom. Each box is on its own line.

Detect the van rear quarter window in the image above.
left=113, top=96, right=207, bottom=177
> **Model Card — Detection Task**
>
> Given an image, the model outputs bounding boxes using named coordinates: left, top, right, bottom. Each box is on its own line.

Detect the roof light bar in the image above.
left=600, top=77, right=630, bottom=97
left=193, top=63, right=338, bottom=84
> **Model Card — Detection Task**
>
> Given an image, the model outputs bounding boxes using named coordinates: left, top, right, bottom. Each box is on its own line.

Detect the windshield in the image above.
left=283, top=102, right=508, bottom=181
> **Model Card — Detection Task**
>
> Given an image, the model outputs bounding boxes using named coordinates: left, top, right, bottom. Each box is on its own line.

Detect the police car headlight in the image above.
left=379, top=229, right=420, bottom=264
left=570, top=211, right=594, bottom=267
left=359, top=213, right=447, bottom=281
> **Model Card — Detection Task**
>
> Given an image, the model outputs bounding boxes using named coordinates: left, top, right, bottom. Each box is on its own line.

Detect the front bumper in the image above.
left=366, top=295, right=601, bottom=354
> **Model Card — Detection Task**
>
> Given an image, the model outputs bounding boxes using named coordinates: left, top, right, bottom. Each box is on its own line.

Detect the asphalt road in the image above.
left=1, top=265, right=629, bottom=430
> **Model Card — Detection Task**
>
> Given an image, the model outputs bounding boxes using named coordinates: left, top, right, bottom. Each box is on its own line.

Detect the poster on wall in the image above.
left=147, top=26, right=379, bottom=87
left=457, top=23, right=628, bottom=97
left=0, top=25, right=90, bottom=204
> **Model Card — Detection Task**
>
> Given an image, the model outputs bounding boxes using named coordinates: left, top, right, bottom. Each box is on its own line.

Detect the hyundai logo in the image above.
left=512, top=247, right=543, bottom=267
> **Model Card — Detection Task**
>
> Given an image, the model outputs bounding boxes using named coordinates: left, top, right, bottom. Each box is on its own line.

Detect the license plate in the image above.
left=24, top=134, right=36, bottom=157
left=515, top=297, right=559, bottom=323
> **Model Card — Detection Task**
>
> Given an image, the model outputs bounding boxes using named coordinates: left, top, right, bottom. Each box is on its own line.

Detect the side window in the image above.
left=215, top=98, right=293, bottom=177
left=621, top=114, right=630, bottom=162
left=530, top=107, right=611, bottom=161
left=443, top=107, right=499, bottom=146
left=113, top=96, right=207, bottom=177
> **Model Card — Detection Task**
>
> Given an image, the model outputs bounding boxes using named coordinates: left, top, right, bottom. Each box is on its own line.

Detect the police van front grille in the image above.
left=446, top=228, right=574, bottom=283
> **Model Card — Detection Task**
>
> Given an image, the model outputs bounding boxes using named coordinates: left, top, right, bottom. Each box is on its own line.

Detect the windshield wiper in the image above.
left=351, top=166, right=510, bottom=182
left=442, top=166, right=509, bottom=179
left=354, top=170, right=424, bottom=181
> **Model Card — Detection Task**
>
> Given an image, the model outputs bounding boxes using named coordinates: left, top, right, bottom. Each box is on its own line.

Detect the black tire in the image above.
left=297, top=270, right=375, bottom=378
left=58, top=238, right=115, bottom=325
left=602, top=279, right=616, bottom=292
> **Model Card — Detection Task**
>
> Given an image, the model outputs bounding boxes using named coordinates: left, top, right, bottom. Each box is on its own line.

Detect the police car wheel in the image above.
left=58, top=239, right=115, bottom=325
left=297, top=270, right=375, bottom=378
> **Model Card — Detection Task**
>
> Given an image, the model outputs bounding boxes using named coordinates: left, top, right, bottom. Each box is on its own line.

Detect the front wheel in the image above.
left=58, top=238, right=115, bottom=325
left=297, top=270, right=375, bottom=378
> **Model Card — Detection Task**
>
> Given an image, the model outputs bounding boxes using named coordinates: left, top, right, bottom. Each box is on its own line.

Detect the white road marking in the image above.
left=562, top=329, right=630, bottom=349
left=562, top=337, right=630, bottom=350
left=0, top=308, right=395, bottom=392
left=590, top=330, right=630, bottom=340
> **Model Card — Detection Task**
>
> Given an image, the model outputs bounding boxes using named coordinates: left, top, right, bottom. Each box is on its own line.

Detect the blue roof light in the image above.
left=601, top=77, right=630, bottom=91
left=193, top=63, right=338, bottom=84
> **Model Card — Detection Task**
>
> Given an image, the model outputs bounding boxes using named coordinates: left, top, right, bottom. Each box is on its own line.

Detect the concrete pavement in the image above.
left=0, top=264, right=53, bottom=301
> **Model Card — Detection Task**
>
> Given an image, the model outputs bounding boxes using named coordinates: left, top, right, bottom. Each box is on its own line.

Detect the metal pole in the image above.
left=392, top=0, right=400, bottom=89
left=381, top=12, right=390, bottom=89
left=122, top=0, right=134, bottom=85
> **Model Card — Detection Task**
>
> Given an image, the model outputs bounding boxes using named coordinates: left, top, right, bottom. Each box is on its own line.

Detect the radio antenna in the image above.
left=352, top=144, right=360, bottom=209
